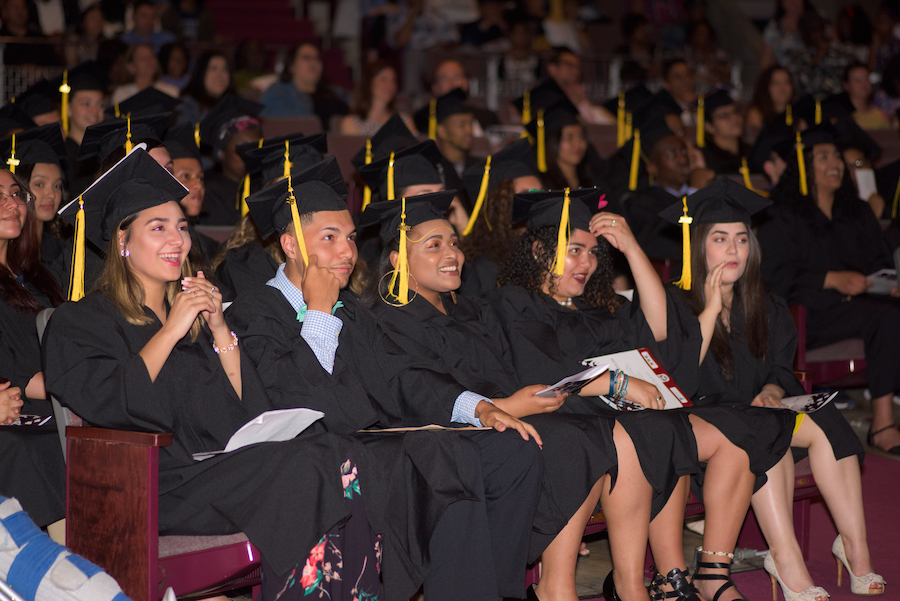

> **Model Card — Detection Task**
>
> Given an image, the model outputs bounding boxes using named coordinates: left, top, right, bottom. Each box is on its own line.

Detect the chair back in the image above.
left=36, top=308, right=77, bottom=460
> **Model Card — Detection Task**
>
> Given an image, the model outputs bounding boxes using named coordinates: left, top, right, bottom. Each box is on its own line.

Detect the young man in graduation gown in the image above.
left=227, top=157, right=547, bottom=601
left=699, top=89, right=749, bottom=175
left=414, top=87, right=480, bottom=177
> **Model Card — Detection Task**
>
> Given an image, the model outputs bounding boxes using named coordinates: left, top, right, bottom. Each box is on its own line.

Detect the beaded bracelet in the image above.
left=608, top=370, right=619, bottom=397
left=213, top=331, right=239, bottom=354
left=697, top=547, right=735, bottom=559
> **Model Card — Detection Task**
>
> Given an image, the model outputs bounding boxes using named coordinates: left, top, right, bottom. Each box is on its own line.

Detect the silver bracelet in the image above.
left=213, top=331, right=239, bottom=354
left=697, top=547, right=735, bottom=559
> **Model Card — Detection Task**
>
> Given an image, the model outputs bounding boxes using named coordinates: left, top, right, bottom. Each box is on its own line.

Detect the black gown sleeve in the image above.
left=765, top=296, right=806, bottom=396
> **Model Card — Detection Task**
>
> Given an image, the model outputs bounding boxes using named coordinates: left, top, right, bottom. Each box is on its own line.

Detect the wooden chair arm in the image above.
left=794, top=370, right=814, bottom=382
left=66, top=426, right=172, bottom=447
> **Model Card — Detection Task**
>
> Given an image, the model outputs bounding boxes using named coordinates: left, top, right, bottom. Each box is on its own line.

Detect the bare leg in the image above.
left=648, top=475, right=691, bottom=576
left=689, top=415, right=755, bottom=601
left=870, top=393, right=900, bottom=451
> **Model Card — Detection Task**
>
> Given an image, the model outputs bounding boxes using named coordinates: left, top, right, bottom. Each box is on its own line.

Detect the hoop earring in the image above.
left=121, top=249, right=130, bottom=257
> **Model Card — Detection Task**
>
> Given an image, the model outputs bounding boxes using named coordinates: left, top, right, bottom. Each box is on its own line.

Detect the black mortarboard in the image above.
left=513, top=188, right=599, bottom=231
left=658, top=176, right=771, bottom=290
left=51, top=62, right=110, bottom=95
left=0, top=104, right=37, bottom=137
left=0, top=123, right=67, bottom=170
left=637, top=114, right=678, bottom=154
left=799, top=123, right=838, bottom=149
left=512, top=78, right=567, bottom=118
left=77, top=112, right=171, bottom=162
left=523, top=96, right=581, bottom=139
left=823, top=91, right=855, bottom=116
left=463, top=138, right=540, bottom=203
left=414, top=87, right=473, bottom=134
left=747, top=119, right=794, bottom=172
left=245, top=156, right=348, bottom=240
left=15, top=79, right=59, bottom=118
left=59, top=146, right=188, bottom=249
left=359, top=190, right=457, bottom=245
left=602, top=85, right=653, bottom=116
left=702, top=89, right=735, bottom=121
left=240, top=133, right=328, bottom=188
left=106, top=87, right=180, bottom=119
left=164, top=123, right=202, bottom=161
left=357, top=140, right=445, bottom=200
left=350, top=113, right=418, bottom=170
left=198, top=94, right=263, bottom=151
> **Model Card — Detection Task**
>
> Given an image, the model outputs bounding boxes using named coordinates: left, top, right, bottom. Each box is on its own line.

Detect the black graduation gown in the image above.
left=188, top=226, right=221, bottom=275
left=0, top=286, right=64, bottom=527
left=41, top=228, right=105, bottom=295
left=370, top=293, right=620, bottom=558
left=701, top=139, right=749, bottom=175
left=758, top=198, right=900, bottom=397
left=226, top=286, right=541, bottom=599
left=215, top=243, right=279, bottom=303
left=42, top=291, right=380, bottom=577
left=486, top=285, right=701, bottom=516
left=200, top=170, right=241, bottom=226
left=622, top=186, right=684, bottom=264
left=457, top=255, right=499, bottom=297
left=65, top=138, right=99, bottom=198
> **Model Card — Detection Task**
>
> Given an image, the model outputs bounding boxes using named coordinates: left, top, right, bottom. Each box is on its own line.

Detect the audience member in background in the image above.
left=873, top=52, right=900, bottom=127
left=158, top=43, right=192, bottom=91
left=60, top=63, right=110, bottom=196
left=527, top=98, right=601, bottom=191
left=833, top=3, right=873, bottom=63
left=64, top=2, right=107, bottom=67
left=111, top=44, right=180, bottom=105
left=177, top=51, right=236, bottom=125
left=459, top=0, right=507, bottom=48
left=686, top=19, right=732, bottom=90
left=760, top=0, right=809, bottom=70
left=867, top=4, right=900, bottom=75
left=545, top=48, right=614, bottom=125
left=616, top=12, right=657, bottom=84
left=0, top=0, right=61, bottom=66
left=843, top=143, right=886, bottom=219
left=416, top=88, right=477, bottom=177
left=628, top=0, right=689, bottom=50
left=340, top=60, right=414, bottom=136
left=429, top=59, right=499, bottom=132
left=542, top=0, right=590, bottom=52
left=499, top=19, right=541, bottom=86
left=120, top=0, right=176, bottom=51
left=842, top=62, right=890, bottom=129
left=746, top=65, right=795, bottom=138
left=232, top=39, right=270, bottom=93
left=260, top=42, right=350, bottom=128
left=660, top=59, right=699, bottom=122
left=700, top=90, right=748, bottom=175
left=161, top=0, right=215, bottom=43
left=784, top=9, right=857, bottom=97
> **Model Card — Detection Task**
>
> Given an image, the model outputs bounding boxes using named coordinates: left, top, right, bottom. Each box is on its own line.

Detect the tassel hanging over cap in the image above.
left=59, top=71, right=70, bottom=137
left=785, top=104, right=793, bottom=126
left=287, top=173, right=309, bottom=266
left=194, top=123, right=201, bottom=148
left=428, top=98, right=437, bottom=141
left=282, top=140, right=292, bottom=179
left=537, top=109, right=547, bottom=173
left=550, top=188, right=571, bottom=277
left=624, top=111, right=633, bottom=141
left=628, top=130, right=641, bottom=191
left=696, top=94, right=705, bottom=148
left=124, top=115, right=133, bottom=154
left=387, top=151, right=396, bottom=200
left=673, top=195, right=693, bottom=290
left=6, top=134, right=19, bottom=174
left=362, top=138, right=372, bottom=210
left=68, top=196, right=85, bottom=301
left=616, top=91, right=625, bottom=147
left=463, top=155, right=492, bottom=236
left=795, top=131, right=808, bottom=196
left=815, top=101, right=822, bottom=125
left=388, top=196, right=411, bottom=304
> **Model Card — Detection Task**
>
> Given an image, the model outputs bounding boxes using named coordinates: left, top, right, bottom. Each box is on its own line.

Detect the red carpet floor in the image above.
left=731, top=455, right=898, bottom=600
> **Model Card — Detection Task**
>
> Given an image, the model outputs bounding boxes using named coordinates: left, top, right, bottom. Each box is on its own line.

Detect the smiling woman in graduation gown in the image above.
left=42, top=150, right=382, bottom=600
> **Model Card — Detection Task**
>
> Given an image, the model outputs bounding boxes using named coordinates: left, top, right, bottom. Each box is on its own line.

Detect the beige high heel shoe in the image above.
left=763, top=552, right=829, bottom=601
left=832, top=535, right=885, bottom=595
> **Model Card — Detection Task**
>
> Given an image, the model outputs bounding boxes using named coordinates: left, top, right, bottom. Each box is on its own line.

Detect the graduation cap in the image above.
left=0, top=104, right=37, bottom=138
left=357, top=140, right=444, bottom=202
left=0, top=123, right=67, bottom=173
left=513, top=79, right=568, bottom=125
left=792, top=95, right=830, bottom=127
left=524, top=97, right=581, bottom=173
left=513, top=187, right=604, bottom=277
left=240, top=133, right=328, bottom=189
left=461, top=139, right=539, bottom=235
left=702, top=89, right=736, bottom=122
left=58, top=146, right=189, bottom=300
left=414, top=87, right=473, bottom=139
left=164, top=122, right=202, bottom=162
left=350, top=114, right=418, bottom=171
left=747, top=119, right=794, bottom=172
left=198, top=94, right=264, bottom=152
left=50, top=62, right=110, bottom=137
left=602, top=85, right=653, bottom=148
left=15, top=79, right=59, bottom=119
left=77, top=112, right=170, bottom=163
left=245, top=156, right=348, bottom=266
left=106, top=87, right=180, bottom=119
left=623, top=115, right=678, bottom=192
left=358, top=190, right=457, bottom=304
left=658, top=177, right=771, bottom=290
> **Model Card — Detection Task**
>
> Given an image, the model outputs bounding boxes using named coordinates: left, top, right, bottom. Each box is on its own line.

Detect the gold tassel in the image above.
left=628, top=130, right=641, bottom=191
left=388, top=196, right=411, bottom=304
left=696, top=94, right=705, bottom=148
left=362, top=138, right=372, bottom=210
left=287, top=174, right=309, bottom=266
left=124, top=115, right=133, bottom=154
left=740, top=157, right=752, bottom=189
left=892, top=173, right=900, bottom=219
left=238, top=173, right=250, bottom=215
left=59, top=71, right=70, bottom=138
left=815, top=101, right=821, bottom=125
left=463, top=155, right=491, bottom=235
left=6, top=134, right=19, bottom=174
left=550, top=188, right=570, bottom=277
left=282, top=140, right=292, bottom=179
left=520, top=91, right=531, bottom=139
left=68, top=196, right=85, bottom=301
left=674, top=195, right=692, bottom=290
left=193, top=123, right=201, bottom=148
left=537, top=109, right=546, bottom=173
left=786, top=104, right=793, bottom=126
left=616, top=91, right=625, bottom=147
left=624, top=111, right=633, bottom=141
left=795, top=131, right=808, bottom=196
left=114, top=104, right=120, bottom=118
left=428, top=97, right=437, bottom=140
left=387, top=151, right=395, bottom=201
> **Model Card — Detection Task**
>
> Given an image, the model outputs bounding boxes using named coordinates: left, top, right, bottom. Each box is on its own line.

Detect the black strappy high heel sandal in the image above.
left=648, top=567, right=703, bottom=601
left=692, top=560, right=749, bottom=601
left=603, top=570, right=621, bottom=601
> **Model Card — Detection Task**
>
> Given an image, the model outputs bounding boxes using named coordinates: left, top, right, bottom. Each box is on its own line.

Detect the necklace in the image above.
left=557, top=297, right=573, bottom=307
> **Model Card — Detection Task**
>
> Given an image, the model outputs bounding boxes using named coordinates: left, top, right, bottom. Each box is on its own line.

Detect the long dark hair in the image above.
left=458, top=179, right=519, bottom=265
left=0, top=170, right=64, bottom=314
left=541, top=124, right=595, bottom=190
left=350, top=60, right=397, bottom=119
left=181, top=50, right=235, bottom=109
left=18, top=162, right=72, bottom=240
left=749, top=65, right=794, bottom=125
left=497, top=224, right=622, bottom=313
left=772, top=141, right=864, bottom=220
left=685, top=223, right=769, bottom=381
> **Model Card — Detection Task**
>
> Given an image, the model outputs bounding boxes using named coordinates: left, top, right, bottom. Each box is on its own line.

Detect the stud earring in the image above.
left=121, top=249, right=130, bottom=257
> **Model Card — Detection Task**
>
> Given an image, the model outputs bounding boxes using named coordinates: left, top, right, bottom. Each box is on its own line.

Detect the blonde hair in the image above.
left=210, top=214, right=286, bottom=270
left=98, top=215, right=204, bottom=341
